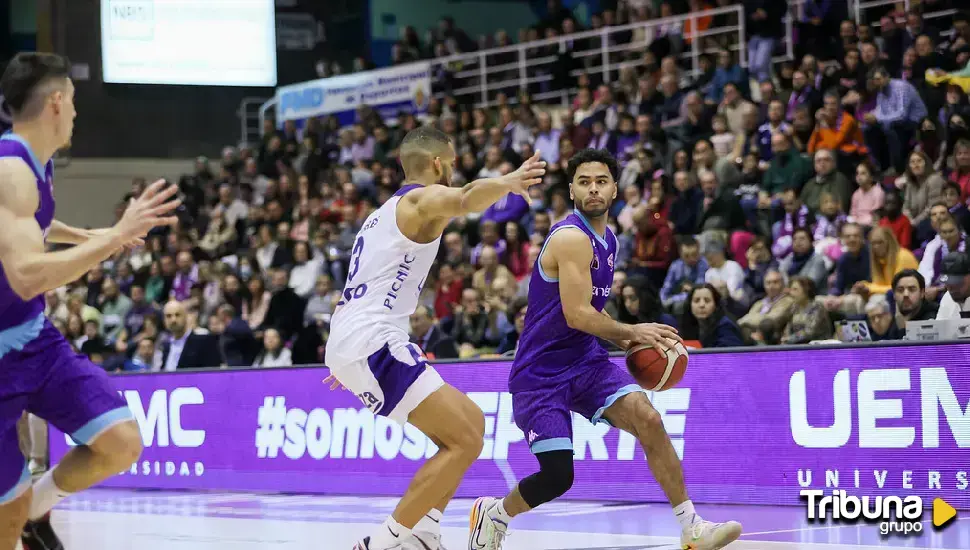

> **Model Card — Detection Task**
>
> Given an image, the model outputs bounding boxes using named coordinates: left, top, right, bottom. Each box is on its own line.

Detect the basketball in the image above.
left=625, top=340, right=688, bottom=391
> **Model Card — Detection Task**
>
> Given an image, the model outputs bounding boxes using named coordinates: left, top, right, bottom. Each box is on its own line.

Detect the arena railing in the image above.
left=854, top=0, right=959, bottom=33
left=239, top=96, right=273, bottom=148
left=425, top=4, right=748, bottom=109
left=252, top=3, right=792, bottom=138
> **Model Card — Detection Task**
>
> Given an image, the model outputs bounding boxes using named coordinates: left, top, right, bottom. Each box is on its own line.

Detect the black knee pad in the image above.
left=519, top=450, right=574, bottom=508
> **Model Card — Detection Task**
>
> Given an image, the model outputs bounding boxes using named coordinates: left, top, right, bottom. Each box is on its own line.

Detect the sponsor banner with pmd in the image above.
left=275, top=62, right=431, bottom=126
left=50, top=344, right=970, bottom=508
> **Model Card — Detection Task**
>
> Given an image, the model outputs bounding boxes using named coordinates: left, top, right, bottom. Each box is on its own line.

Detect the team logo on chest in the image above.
left=591, top=255, right=600, bottom=270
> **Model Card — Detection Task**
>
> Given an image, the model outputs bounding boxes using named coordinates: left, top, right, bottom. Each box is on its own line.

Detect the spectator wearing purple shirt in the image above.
left=470, top=220, right=508, bottom=267
left=350, top=125, right=375, bottom=163
left=862, top=66, right=929, bottom=174
left=170, top=251, right=199, bottom=302
left=481, top=192, right=529, bottom=226
left=532, top=112, right=561, bottom=164
left=756, top=100, right=791, bottom=162
left=124, top=284, right=159, bottom=336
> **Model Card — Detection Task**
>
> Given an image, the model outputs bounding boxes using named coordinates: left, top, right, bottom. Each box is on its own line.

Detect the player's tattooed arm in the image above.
left=547, top=227, right=638, bottom=344
left=402, top=152, right=546, bottom=221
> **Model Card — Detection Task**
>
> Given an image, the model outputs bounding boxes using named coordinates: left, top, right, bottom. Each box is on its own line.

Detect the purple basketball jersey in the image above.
left=0, top=132, right=55, bottom=331
left=510, top=212, right=617, bottom=392
left=0, top=132, right=131, bottom=506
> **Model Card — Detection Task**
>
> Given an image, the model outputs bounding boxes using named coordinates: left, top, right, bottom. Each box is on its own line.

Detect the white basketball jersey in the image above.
left=325, top=184, right=440, bottom=366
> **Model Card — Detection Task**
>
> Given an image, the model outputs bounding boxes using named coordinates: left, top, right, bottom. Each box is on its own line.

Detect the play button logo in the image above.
left=933, top=498, right=957, bottom=529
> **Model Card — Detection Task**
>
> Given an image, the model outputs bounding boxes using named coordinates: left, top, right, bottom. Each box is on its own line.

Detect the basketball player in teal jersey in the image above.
left=468, top=149, right=743, bottom=550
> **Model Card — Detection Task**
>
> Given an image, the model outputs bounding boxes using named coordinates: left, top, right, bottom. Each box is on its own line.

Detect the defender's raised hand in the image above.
left=114, top=179, right=181, bottom=242
left=502, top=151, right=546, bottom=202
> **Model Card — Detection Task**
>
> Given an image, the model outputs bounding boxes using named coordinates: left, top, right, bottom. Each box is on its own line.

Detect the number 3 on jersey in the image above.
left=347, top=236, right=365, bottom=282
left=338, top=236, right=368, bottom=306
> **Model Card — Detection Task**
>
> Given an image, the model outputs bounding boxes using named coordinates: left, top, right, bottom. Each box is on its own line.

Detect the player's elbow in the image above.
left=5, top=259, right=42, bottom=300
left=8, top=272, right=39, bottom=301
left=562, top=306, right=585, bottom=331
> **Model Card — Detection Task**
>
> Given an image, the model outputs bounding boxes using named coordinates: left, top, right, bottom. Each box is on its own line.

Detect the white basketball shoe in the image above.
left=680, top=519, right=743, bottom=549
left=468, top=497, right=507, bottom=550
left=409, top=531, right=447, bottom=550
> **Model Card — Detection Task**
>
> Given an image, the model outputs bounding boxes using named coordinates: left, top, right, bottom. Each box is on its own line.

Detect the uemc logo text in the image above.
left=65, top=388, right=206, bottom=448
left=789, top=368, right=969, bottom=448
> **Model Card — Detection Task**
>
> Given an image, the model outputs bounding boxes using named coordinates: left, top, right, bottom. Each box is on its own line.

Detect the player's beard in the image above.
left=577, top=196, right=610, bottom=219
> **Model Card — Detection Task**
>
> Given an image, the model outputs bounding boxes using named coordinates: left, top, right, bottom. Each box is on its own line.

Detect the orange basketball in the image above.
left=625, top=340, right=689, bottom=391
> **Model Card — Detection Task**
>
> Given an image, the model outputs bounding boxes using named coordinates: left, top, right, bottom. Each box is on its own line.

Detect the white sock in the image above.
left=487, top=499, right=512, bottom=525
left=15, top=540, right=24, bottom=550
left=28, top=469, right=71, bottom=520
left=368, top=516, right=411, bottom=549
left=673, top=500, right=701, bottom=528
left=414, top=509, right=442, bottom=534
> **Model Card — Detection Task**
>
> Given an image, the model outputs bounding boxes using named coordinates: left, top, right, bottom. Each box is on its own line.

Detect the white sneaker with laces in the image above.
left=467, top=497, right=507, bottom=550
left=680, top=520, right=743, bottom=549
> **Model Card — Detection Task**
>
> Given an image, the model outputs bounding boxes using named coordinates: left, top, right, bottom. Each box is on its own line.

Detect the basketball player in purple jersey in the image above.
left=0, top=53, right=181, bottom=550
left=468, top=149, right=743, bottom=550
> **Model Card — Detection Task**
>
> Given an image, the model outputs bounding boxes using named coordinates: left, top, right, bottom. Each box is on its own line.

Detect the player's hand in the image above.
left=502, top=151, right=546, bottom=203
left=323, top=374, right=346, bottom=391
left=114, top=179, right=181, bottom=242
left=629, top=323, right=682, bottom=355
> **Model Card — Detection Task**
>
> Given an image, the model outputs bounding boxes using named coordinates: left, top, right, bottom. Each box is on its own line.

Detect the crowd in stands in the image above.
left=41, top=2, right=970, bottom=372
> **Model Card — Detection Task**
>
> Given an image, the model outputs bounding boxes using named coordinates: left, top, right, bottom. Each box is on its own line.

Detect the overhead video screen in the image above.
left=101, top=0, right=277, bottom=87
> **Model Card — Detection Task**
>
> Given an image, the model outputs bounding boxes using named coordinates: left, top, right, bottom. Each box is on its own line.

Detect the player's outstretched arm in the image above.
left=47, top=220, right=145, bottom=250
left=46, top=219, right=95, bottom=245
left=0, top=167, right=179, bottom=300
left=549, top=228, right=638, bottom=343
left=405, top=152, right=546, bottom=221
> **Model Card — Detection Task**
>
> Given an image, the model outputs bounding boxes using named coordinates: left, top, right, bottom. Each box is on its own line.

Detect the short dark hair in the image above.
left=893, top=269, right=926, bottom=291
left=0, top=52, right=71, bottom=119
left=399, top=125, right=453, bottom=176
left=566, top=148, right=619, bottom=181
left=680, top=236, right=699, bottom=250
left=943, top=181, right=961, bottom=195
left=793, top=227, right=814, bottom=242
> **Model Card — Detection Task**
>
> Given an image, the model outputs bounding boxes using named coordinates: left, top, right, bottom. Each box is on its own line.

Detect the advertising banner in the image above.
left=275, top=62, right=431, bottom=126
left=50, top=344, right=970, bottom=508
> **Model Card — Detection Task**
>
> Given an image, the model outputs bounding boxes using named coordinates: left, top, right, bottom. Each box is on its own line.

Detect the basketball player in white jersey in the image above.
left=325, top=126, right=545, bottom=550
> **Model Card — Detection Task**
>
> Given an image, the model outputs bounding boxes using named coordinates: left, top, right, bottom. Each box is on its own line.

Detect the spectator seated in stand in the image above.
left=678, top=284, right=743, bottom=348
left=781, top=276, right=833, bottom=345
left=409, top=305, right=460, bottom=360
left=660, top=237, right=708, bottom=315
left=738, top=268, right=794, bottom=346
